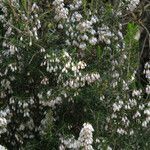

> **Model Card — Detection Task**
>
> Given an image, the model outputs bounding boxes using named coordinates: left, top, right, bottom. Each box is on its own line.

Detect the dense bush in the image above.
left=0, top=0, right=149, bottom=149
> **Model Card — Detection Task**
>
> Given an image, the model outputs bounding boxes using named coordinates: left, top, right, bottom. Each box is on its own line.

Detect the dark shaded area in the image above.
left=136, top=2, right=150, bottom=90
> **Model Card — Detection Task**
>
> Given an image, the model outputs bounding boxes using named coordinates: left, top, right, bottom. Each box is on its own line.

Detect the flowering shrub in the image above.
left=59, top=123, right=94, bottom=149
left=0, top=0, right=149, bottom=149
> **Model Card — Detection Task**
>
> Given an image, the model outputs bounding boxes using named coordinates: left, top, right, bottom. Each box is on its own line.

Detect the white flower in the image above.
left=77, top=61, right=87, bottom=69
left=79, top=43, right=86, bottom=50
left=77, top=21, right=92, bottom=32
left=142, top=121, right=148, bottom=127
left=0, top=117, right=7, bottom=126
left=53, top=0, right=68, bottom=21
left=0, top=145, right=7, bottom=150
left=133, top=111, right=141, bottom=118
left=132, top=89, right=142, bottom=97
left=89, top=29, right=96, bottom=35
left=66, top=39, right=71, bottom=45
left=60, top=123, right=94, bottom=149
left=78, top=123, right=94, bottom=147
left=58, top=24, right=63, bottom=29
left=107, top=146, right=112, bottom=150
left=89, top=37, right=97, bottom=45
left=81, top=34, right=89, bottom=41
left=98, top=25, right=112, bottom=44
left=144, top=109, right=150, bottom=115
left=91, top=15, right=98, bottom=24
left=53, top=0, right=64, bottom=6
left=113, top=103, right=122, bottom=112
left=74, top=12, right=82, bottom=21
left=117, top=128, right=127, bottom=135
left=72, top=40, right=79, bottom=46
left=126, top=0, right=140, bottom=11
left=146, top=85, right=150, bottom=95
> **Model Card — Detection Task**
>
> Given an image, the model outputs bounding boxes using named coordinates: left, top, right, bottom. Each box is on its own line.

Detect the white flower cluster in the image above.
left=142, top=102, right=150, bottom=127
left=132, top=89, right=142, bottom=98
left=98, top=25, right=114, bottom=45
left=95, top=138, right=112, bottom=150
left=0, top=0, right=149, bottom=148
left=59, top=136, right=79, bottom=149
left=69, top=0, right=82, bottom=10
left=110, top=60, right=120, bottom=88
left=146, top=85, right=150, bottom=95
left=0, top=116, right=7, bottom=135
left=40, top=50, right=100, bottom=107
left=0, top=145, right=7, bottom=150
left=0, top=3, right=101, bottom=141
left=126, top=0, right=140, bottom=11
left=59, top=123, right=94, bottom=150
left=27, top=3, right=41, bottom=43
left=53, top=0, right=69, bottom=21
left=142, top=62, right=150, bottom=127
left=113, top=100, right=124, bottom=112
left=65, top=17, right=99, bottom=50
left=144, top=62, right=150, bottom=81
left=0, top=2, right=41, bottom=49
left=0, top=97, right=43, bottom=144
left=41, top=96, right=63, bottom=108
left=117, top=128, right=127, bottom=135
left=144, top=61, right=150, bottom=95
left=0, top=43, right=100, bottom=145
left=78, top=123, right=94, bottom=150
left=53, top=0, right=121, bottom=51
left=63, top=72, right=100, bottom=89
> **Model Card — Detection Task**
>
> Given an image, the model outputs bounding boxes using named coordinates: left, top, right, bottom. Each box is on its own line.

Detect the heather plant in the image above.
left=0, top=0, right=149, bottom=150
